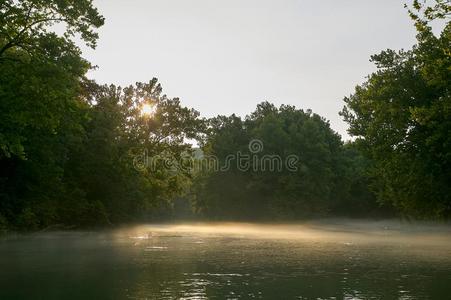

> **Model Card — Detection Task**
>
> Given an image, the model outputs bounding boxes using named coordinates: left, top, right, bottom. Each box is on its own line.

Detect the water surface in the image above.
left=1, top=221, right=451, bottom=299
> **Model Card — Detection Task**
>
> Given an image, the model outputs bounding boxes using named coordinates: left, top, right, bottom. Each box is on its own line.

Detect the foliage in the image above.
left=0, top=0, right=104, bottom=59
left=0, top=1, right=203, bottom=229
left=341, top=2, right=451, bottom=218
left=193, top=103, right=382, bottom=219
left=1, top=0, right=449, bottom=230
left=66, top=80, right=204, bottom=224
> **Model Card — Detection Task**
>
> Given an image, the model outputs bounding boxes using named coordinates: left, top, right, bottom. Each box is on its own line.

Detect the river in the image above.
left=1, top=221, right=451, bottom=299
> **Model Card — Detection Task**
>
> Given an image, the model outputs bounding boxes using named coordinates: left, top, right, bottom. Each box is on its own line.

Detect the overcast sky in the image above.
left=81, top=0, right=419, bottom=140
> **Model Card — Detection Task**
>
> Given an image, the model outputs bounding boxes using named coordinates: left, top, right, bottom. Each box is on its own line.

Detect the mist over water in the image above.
left=1, top=220, right=451, bottom=299
left=120, top=220, right=451, bottom=246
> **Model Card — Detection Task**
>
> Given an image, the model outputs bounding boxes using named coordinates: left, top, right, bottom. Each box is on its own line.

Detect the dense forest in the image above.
left=0, top=0, right=450, bottom=230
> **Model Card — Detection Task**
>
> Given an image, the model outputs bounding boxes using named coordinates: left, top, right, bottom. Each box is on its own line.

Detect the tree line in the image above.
left=0, top=0, right=449, bottom=230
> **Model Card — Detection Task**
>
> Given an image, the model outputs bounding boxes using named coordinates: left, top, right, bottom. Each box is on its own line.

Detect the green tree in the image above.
left=194, top=102, right=357, bottom=219
left=0, top=0, right=103, bottom=229
left=66, top=80, right=205, bottom=225
left=0, top=0, right=104, bottom=59
left=340, top=2, right=450, bottom=218
left=0, top=0, right=103, bottom=158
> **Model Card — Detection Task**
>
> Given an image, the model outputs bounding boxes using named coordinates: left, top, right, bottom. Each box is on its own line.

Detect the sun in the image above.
left=141, top=103, right=155, bottom=116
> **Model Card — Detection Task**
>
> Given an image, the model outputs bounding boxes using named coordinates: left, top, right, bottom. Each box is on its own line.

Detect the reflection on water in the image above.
left=1, top=221, right=451, bottom=299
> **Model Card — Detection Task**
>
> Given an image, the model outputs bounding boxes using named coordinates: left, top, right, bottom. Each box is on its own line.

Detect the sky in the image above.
left=81, top=0, right=419, bottom=140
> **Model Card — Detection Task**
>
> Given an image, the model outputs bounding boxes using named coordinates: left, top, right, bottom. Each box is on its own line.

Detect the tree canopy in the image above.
left=1, top=0, right=449, bottom=230
left=192, top=102, right=381, bottom=219
left=341, top=2, right=451, bottom=218
left=0, top=0, right=104, bottom=59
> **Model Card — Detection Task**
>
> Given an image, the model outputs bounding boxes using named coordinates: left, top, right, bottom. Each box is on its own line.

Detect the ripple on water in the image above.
left=1, top=222, right=451, bottom=299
